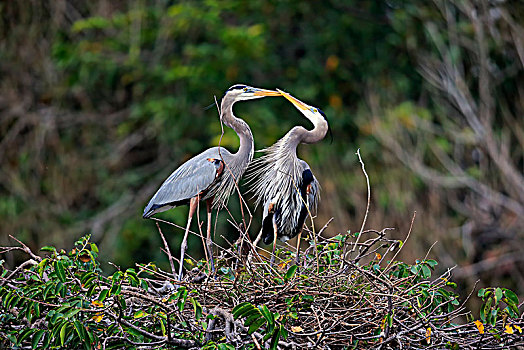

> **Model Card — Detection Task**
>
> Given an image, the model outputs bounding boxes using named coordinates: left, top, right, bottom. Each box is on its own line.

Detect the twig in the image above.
left=380, top=211, right=416, bottom=277
left=349, top=149, right=371, bottom=258
left=9, top=235, right=42, bottom=262
left=156, top=223, right=177, bottom=278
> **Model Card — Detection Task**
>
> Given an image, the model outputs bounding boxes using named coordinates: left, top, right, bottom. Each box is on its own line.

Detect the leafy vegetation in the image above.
left=1, top=227, right=523, bottom=349
left=1, top=0, right=523, bottom=342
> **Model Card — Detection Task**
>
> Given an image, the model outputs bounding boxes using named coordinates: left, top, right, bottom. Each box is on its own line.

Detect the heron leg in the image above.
left=178, top=197, right=198, bottom=280
left=205, top=198, right=215, bottom=274
left=295, top=227, right=304, bottom=265
left=270, top=215, right=278, bottom=265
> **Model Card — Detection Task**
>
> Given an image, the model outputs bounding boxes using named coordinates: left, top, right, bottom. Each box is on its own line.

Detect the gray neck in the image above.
left=220, top=98, right=254, bottom=166
left=286, top=117, right=328, bottom=149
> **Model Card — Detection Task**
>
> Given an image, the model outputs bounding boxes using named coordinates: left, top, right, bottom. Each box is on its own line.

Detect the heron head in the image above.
left=276, top=89, right=328, bottom=126
left=224, top=84, right=281, bottom=102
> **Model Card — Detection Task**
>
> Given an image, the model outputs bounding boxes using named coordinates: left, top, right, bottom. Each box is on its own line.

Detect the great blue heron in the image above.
left=143, top=84, right=280, bottom=279
left=249, top=89, right=328, bottom=264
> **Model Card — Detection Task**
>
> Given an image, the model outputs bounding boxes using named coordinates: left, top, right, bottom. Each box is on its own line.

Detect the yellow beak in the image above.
left=253, top=89, right=281, bottom=96
left=276, top=88, right=309, bottom=110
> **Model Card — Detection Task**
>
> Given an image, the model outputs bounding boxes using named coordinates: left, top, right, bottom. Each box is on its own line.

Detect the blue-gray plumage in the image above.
left=142, top=147, right=229, bottom=217
left=248, top=89, right=328, bottom=263
left=143, top=84, right=280, bottom=279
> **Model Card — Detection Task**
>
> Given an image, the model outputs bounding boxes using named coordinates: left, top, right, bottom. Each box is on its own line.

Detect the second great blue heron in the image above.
left=249, top=89, right=329, bottom=264
left=143, top=84, right=280, bottom=279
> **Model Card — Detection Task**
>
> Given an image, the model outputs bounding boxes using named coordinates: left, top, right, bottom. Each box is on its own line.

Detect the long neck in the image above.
left=286, top=116, right=328, bottom=149
left=220, top=99, right=254, bottom=164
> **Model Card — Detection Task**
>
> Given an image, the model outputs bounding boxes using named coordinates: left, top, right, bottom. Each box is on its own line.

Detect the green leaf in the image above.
left=2, top=288, right=13, bottom=305
left=6, top=294, right=20, bottom=309
left=504, top=305, right=519, bottom=318
left=80, top=271, right=95, bottom=284
left=190, top=297, right=202, bottom=320
left=17, top=328, right=34, bottom=345
left=31, top=330, right=45, bottom=349
left=42, top=331, right=51, bottom=348
left=284, top=265, right=298, bottom=282
left=60, top=322, right=68, bottom=346
left=503, top=289, right=519, bottom=305
left=478, top=288, right=485, bottom=298
left=43, top=284, right=54, bottom=300
left=85, top=327, right=96, bottom=345
left=140, top=279, right=149, bottom=291
left=160, top=318, right=166, bottom=336
left=421, top=265, right=431, bottom=279
left=425, top=259, right=438, bottom=268
left=259, top=305, right=274, bottom=327
left=34, top=302, right=41, bottom=318
left=98, top=289, right=109, bottom=302
left=49, top=311, right=62, bottom=325
left=90, top=243, right=99, bottom=253
left=247, top=316, right=266, bottom=335
left=495, top=288, right=503, bottom=303
left=242, top=308, right=263, bottom=322
left=73, top=320, right=85, bottom=341
left=245, top=311, right=263, bottom=326
left=54, top=261, right=67, bottom=283
left=109, top=281, right=122, bottom=296
left=41, top=246, right=57, bottom=253
left=232, top=302, right=254, bottom=319
left=269, top=325, right=281, bottom=350
left=134, top=310, right=147, bottom=319
left=490, top=309, right=498, bottom=326
left=26, top=301, right=35, bottom=322
left=64, top=308, right=82, bottom=319
left=177, top=286, right=188, bottom=311
left=484, top=290, right=492, bottom=299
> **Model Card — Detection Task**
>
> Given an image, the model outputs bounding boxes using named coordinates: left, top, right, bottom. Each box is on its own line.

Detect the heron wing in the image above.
left=143, top=148, right=228, bottom=218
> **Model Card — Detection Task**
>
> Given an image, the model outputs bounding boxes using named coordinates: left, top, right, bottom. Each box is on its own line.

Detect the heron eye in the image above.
left=314, top=108, right=318, bottom=112
left=243, top=87, right=248, bottom=92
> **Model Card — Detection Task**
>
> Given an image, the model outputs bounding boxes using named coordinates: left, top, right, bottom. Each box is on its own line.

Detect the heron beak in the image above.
left=252, top=88, right=281, bottom=97
left=276, top=89, right=309, bottom=110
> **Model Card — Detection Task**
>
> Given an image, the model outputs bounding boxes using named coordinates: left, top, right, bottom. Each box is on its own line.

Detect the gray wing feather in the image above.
left=143, top=148, right=226, bottom=217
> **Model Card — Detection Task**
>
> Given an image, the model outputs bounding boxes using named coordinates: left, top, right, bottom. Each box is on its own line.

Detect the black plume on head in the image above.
left=227, top=84, right=248, bottom=92
left=221, top=84, right=248, bottom=100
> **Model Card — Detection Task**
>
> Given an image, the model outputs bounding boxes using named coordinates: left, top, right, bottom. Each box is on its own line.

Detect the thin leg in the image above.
left=206, top=199, right=215, bottom=274
left=295, top=226, right=304, bottom=265
left=270, top=215, right=278, bottom=265
left=253, top=230, right=263, bottom=247
left=178, top=197, right=198, bottom=280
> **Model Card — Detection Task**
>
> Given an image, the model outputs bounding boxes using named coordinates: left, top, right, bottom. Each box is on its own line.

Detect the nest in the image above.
left=1, top=219, right=523, bottom=349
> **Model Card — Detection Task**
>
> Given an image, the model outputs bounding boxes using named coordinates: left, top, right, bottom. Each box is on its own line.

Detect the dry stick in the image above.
left=251, top=334, right=262, bottom=350
left=151, top=217, right=198, bottom=237
left=315, top=217, right=334, bottom=240
left=349, top=148, right=371, bottom=258
left=8, top=235, right=42, bottom=262
left=156, top=223, right=177, bottom=278
left=222, top=204, right=265, bottom=266
left=380, top=211, right=416, bottom=278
